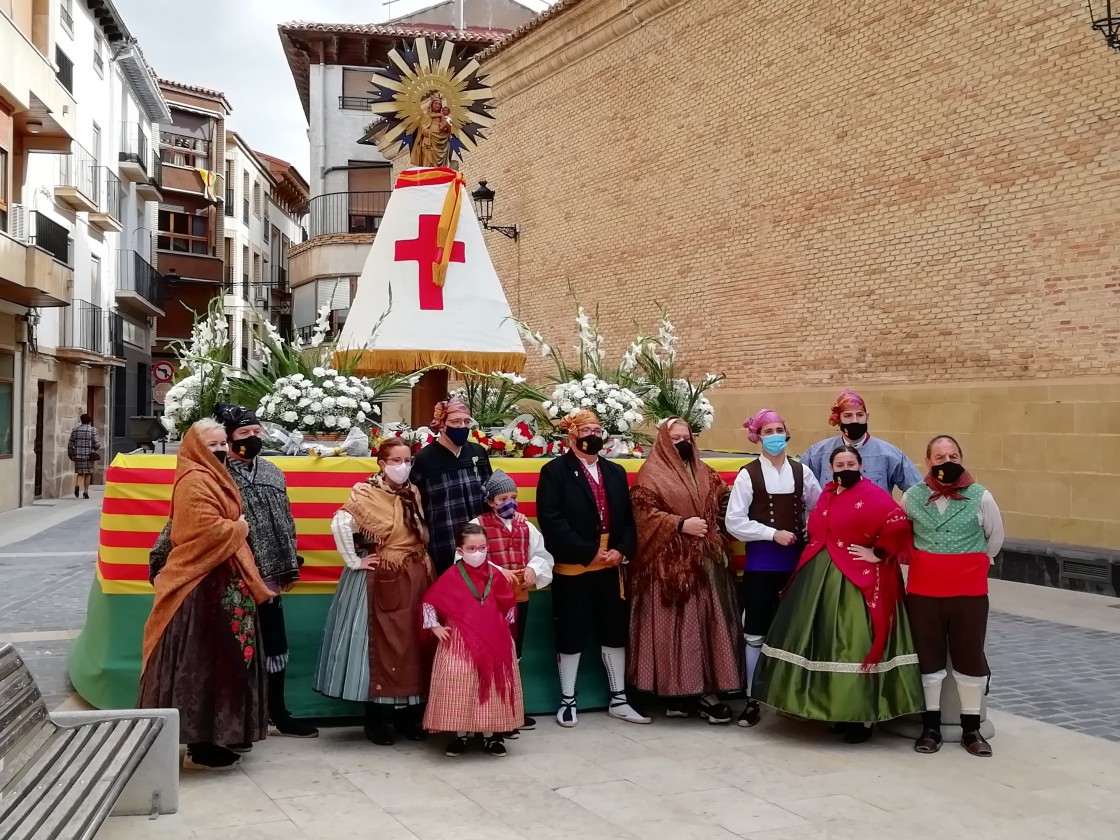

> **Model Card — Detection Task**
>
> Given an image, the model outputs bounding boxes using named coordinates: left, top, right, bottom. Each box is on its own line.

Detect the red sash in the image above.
left=908, top=550, right=989, bottom=597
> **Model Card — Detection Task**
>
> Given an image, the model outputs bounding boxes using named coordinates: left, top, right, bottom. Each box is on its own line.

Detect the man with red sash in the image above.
left=903, top=435, right=1005, bottom=757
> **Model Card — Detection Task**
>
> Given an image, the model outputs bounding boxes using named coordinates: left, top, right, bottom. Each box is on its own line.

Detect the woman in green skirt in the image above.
left=752, top=445, right=923, bottom=743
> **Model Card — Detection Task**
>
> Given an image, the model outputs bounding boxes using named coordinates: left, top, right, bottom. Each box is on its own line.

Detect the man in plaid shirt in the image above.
left=411, top=397, right=493, bottom=574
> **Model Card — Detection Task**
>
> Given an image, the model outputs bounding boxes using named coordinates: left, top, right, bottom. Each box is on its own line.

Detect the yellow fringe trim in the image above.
left=333, top=348, right=526, bottom=375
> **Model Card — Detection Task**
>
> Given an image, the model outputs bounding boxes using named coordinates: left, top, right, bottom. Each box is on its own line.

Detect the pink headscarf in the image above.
left=743, top=409, right=785, bottom=444
left=829, top=389, right=867, bottom=427
left=430, top=396, right=470, bottom=432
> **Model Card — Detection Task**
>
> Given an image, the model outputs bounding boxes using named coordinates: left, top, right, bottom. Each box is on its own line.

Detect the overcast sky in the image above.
left=113, top=0, right=553, bottom=179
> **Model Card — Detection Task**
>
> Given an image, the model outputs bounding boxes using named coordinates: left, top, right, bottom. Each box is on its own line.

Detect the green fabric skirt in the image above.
left=752, top=550, right=924, bottom=723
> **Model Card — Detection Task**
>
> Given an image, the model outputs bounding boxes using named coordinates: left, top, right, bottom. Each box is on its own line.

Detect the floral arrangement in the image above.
left=542, top=374, right=645, bottom=436
left=634, top=308, right=724, bottom=433
left=256, top=368, right=382, bottom=435
left=161, top=297, right=232, bottom=433
left=450, top=370, right=548, bottom=430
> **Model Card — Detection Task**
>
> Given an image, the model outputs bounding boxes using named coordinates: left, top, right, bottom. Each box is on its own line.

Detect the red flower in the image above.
left=492, top=439, right=506, bottom=451
left=233, top=607, right=245, bottom=617
left=243, top=646, right=254, bottom=660
left=523, top=444, right=543, bottom=458
left=231, top=620, right=241, bottom=633
left=239, top=634, right=247, bottom=644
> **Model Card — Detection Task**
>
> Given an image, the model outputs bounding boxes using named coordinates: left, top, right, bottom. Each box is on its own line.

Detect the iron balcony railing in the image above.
left=160, top=130, right=210, bottom=158
left=107, top=310, right=124, bottom=358
left=117, top=250, right=163, bottom=308
left=224, top=188, right=235, bottom=216
left=339, top=97, right=376, bottom=110
left=149, top=155, right=163, bottom=188
left=58, top=142, right=99, bottom=203
left=306, top=191, right=390, bottom=238
left=274, top=266, right=288, bottom=292
left=55, top=47, right=74, bottom=94
left=61, top=300, right=106, bottom=354
left=119, top=123, right=150, bottom=174
left=30, top=212, right=71, bottom=265
left=97, top=168, right=123, bottom=220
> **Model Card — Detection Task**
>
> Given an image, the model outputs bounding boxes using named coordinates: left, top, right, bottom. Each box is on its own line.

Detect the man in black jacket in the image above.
left=537, top=410, right=649, bottom=727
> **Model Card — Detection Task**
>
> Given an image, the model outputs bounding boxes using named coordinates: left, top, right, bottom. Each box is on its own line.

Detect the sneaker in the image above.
left=227, top=742, right=253, bottom=754
left=503, top=729, right=520, bottom=740
left=521, top=716, right=537, bottom=731
left=483, top=736, right=508, bottom=757
left=272, top=717, right=319, bottom=738
left=184, top=744, right=241, bottom=770
left=737, top=700, right=761, bottom=728
left=445, top=736, right=469, bottom=757
left=608, top=692, right=652, bottom=725
left=556, top=694, right=578, bottom=728
left=698, top=699, right=733, bottom=725
left=665, top=700, right=695, bottom=719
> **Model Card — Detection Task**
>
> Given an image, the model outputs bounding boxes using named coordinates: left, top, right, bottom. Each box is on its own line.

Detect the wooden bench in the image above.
left=0, top=643, right=178, bottom=840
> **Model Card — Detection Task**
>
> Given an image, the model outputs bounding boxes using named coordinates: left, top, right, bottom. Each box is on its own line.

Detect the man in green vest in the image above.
left=902, top=435, right=1004, bottom=758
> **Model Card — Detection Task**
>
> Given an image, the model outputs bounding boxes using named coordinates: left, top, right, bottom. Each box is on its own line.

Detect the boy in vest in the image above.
left=725, top=409, right=822, bottom=727
left=902, top=435, right=1004, bottom=757
left=471, top=469, right=554, bottom=733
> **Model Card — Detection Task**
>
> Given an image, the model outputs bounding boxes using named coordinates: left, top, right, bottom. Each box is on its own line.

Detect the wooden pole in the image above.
left=410, top=368, right=449, bottom=428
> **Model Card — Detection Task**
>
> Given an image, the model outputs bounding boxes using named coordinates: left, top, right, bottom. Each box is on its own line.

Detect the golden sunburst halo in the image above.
left=366, top=37, right=495, bottom=162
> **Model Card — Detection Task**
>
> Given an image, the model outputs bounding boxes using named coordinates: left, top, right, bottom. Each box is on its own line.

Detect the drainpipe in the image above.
left=317, top=45, right=328, bottom=194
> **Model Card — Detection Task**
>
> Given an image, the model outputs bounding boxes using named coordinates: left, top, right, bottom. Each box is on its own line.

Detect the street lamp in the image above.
left=1087, top=0, right=1120, bottom=49
left=470, top=180, right=519, bottom=240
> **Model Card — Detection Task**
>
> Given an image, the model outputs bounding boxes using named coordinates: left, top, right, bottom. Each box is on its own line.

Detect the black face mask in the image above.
left=674, top=440, right=693, bottom=461
left=446, top=426, right=470, bottom=447
left=232, top=436, right=263, bottom=460
left=840, top=422, right=868, bottom=442
left=834, top=469, right=861, bottom=489
left=577, top=434, right=604, bottom=456
left=932, top=461, right=965, bottom=484
left=213, top=449, right=228, bottom=465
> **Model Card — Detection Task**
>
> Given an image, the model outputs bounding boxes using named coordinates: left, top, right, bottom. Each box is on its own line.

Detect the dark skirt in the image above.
left=138, top=563, right=268, bottom=746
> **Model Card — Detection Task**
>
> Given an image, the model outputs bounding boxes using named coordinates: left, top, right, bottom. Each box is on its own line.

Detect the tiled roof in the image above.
left=254, top=151, right=311, bottom=195
left=478, top=0, right=585, bottom=60
left=279, top=21, right=506, bottom=42
left=158, top=78, right=233, bottom=112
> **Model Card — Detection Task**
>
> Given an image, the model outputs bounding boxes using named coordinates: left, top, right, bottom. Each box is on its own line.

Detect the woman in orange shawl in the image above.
left=138, top=419, right=272, bottom=770
left=627, top=418, right=743, bottom=723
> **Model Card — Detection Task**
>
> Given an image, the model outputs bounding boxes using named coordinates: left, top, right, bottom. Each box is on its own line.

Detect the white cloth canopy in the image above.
left=335, top=166, right=526, bottom=374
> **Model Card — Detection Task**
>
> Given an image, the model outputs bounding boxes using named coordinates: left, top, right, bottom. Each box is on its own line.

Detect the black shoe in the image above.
left=842, top=723, right=874, bottom=744
left=273, top=716, right=319, bottom=738
left=364, top=703, right=395, bottom=746
left=521, top=716, right=536, bottom=731
left=698, top=698, right=733, bottom=725
left=400, top=706, right=428, bottom=742
left=503, top=729, right=520, bottom=740
left=74, top=487, right=79, bottom=498
left=483, top=735, right=507, bottom=757
left=82, top=492, right=89, bottom=500
left=184, top=742, right=241, bottom=769
left=445, top=736, right=468, bottom=757
left=227, top=741, right=253, bottom=754
left=737, top=700, right=762, bottom=728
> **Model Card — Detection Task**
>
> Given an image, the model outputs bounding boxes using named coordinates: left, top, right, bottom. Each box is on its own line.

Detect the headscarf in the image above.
left=558, top=409, right=600, bottom=434
left=430, top=396, right=470, bottom=433
left=141, top=426, right=271, bottom=671
left=215, top=403, right=261, bottom=438
left=924, top=464, right=977, bottom=503
left=743, top=409, right=785, bottom=444
left=828, top=389, right=867, bottom=427
left=630, top=417, right=729, bottom=605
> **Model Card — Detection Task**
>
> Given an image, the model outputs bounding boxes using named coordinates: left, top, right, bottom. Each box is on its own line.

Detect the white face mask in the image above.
left=382, top=463, right=412, bottom=485
left=458, top=548, right=487, bottom=568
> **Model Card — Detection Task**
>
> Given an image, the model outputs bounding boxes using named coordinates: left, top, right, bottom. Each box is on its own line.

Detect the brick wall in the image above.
left=457, top=0, right=1120, bottom=547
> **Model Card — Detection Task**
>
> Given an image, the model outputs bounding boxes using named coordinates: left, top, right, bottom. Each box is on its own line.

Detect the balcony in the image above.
left=339, top=97, right=376, bottom=111
left=161, top=164, right=222, bottom=205
left=58, top=299, right=108, bottom=363
left=116, top=250, right=164, bottom=318
left=55, top=143, right=99, bottom=213
left=224, top=188, right=235, bottom=216
left=0, top=208, right=72, bottom=307
left=119, top=123, right=151, bottom=183
left=107, top=311, right=125, bottom=360
left=55, top=47, right=74, bottom=95
left=88, top=168, right=124, bottom=233
left=136, top=157, right=162, bottom=202
left=306, top=191, right=390, bottom=238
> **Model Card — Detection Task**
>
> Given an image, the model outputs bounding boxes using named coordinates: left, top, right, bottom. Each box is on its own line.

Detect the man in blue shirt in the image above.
left=801, top=389, right=921, bottom=495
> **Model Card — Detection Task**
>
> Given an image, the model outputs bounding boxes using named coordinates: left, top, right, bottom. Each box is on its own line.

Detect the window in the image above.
left=0, top=352, right=13, bottom=457
left=55, top=47, right=74, bottom=94
left=341, top=69, right=376, bottom=110
left=0, top=147, right=8, bottom=233
left=157, top=209, right=209, bottom=254
left=60, top=0, right=74, bottom=34
left=252, top=182, right=261, bottom=218
left=253, top=252, right=261, bottom=284
left=93, top=31, right=104, bottom=76
left=91, top=255, right=102, bottom=305
left=122, top=318, right=145, bottom=347
left=159, top=131, right=210, bottom=167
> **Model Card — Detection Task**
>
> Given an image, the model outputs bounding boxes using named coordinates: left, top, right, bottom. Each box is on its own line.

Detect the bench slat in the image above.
left=0, top=684, right=52, bottom=783
left=0, top=647, right=26, bottom=688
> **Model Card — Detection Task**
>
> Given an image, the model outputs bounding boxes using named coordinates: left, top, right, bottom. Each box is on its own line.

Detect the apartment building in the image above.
left=0, top=0, right=168, bottom=509
left=255, top=150, right=309, bottom=342
left=152, top=79, right=229, bottom=370
left=277, top=7, right=530, bottom=339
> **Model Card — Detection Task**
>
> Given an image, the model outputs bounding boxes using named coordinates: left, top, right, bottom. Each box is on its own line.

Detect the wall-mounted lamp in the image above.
left=1088, top=0, right=1120, bottom=49
left=25, top=120, right=43, bottom=135
left=470, top=180, right=520, bottom=241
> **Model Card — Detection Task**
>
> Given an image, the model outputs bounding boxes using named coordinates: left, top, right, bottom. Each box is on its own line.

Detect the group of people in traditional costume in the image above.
left=138, top=387, right=1003, bottom=768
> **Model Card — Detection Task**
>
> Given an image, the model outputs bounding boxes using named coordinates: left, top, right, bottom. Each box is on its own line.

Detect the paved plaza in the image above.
left=1, top=496, right=1118, bottom=839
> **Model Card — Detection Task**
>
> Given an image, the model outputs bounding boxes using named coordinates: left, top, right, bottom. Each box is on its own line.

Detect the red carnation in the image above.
left=243, top=646, right=254, bottom=660
left=231, top=620, right=241, bottom=633
left=233, top=607, right=245, bottom=617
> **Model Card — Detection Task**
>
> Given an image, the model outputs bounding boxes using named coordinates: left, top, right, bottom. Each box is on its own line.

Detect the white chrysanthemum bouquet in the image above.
left=257, top=368, right=382, bottom=434
left=542, top=374, right=645, bottom=436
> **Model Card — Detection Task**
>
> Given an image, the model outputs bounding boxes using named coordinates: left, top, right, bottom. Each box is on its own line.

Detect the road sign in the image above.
left=153, top=382, right=171, bottom=405
left=153, top=361, right=174, bottom=383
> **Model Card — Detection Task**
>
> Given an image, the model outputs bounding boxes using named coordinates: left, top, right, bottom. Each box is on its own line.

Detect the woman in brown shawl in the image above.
left=627, top=418, right=743, bottom=723
left=138, top=419, right=273, bottom=770
left=314, top=438, right=435, bottom=745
